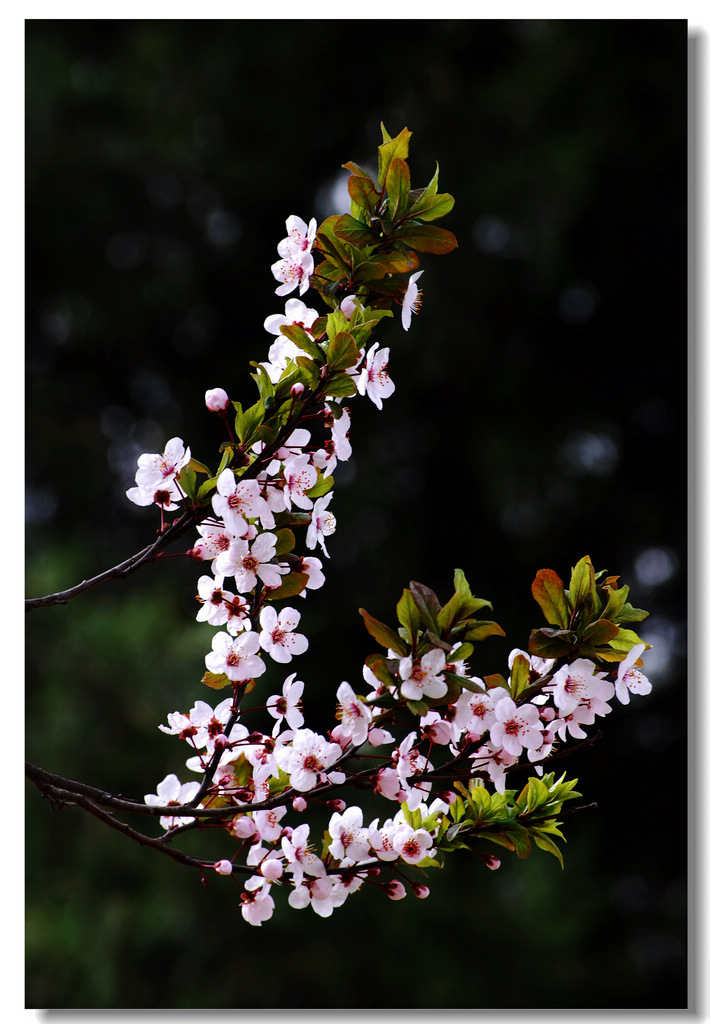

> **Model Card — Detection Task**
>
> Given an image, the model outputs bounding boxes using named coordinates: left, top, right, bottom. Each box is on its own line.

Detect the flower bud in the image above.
left=214, top=859, right=233, bottom=876
left=232, top=816, right=257, bottom=838
left=339, top=295, right=358, bottom=319
left=482, top=854, right=501, bottom=871
left=290, top=382, right=305, bottom=398
left=205, top=388, right=229, bottom=412
left=292, top=796, right=308, bottom=812
left=261, top=858, right=283, bottom=882
left=327, top=799, right=346, bottom=812
left=384, top=880, right=407, bottom=901
left=412, top=883, right=430, bottom=899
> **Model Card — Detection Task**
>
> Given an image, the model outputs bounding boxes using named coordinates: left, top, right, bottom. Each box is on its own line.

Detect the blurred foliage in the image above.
left=25, top=19, right=687, bottom=1009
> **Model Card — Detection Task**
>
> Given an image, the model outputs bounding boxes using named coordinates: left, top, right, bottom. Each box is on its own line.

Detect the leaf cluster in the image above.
left=438, top=772, right=582, bottom=868
left=360, top=568, right=505, bottom=716
left=310, top=123, right=458, bottom=310
left=528, top=555, right=649, bottom=665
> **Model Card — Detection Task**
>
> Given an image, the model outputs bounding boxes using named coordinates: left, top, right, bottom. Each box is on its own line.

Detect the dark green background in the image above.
left=25, top=19, right=688, bottom=1009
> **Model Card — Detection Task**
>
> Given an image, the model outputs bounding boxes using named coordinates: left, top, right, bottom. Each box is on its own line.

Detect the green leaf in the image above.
left=264, top=572, right=310, bottom=602
left=294, top=356, right=321, bottom=390
left=448, top=642, right=473, bottom=663
left=201, top=671, right=231, bottom=691
left=333, top=213, right=379, bottom=246
left=460, top=620, right=506, bottom=645
left=509, top=653, right=531, bottom=701
left=364, top=653, right=399, bottom=688
left=391, top=223, right=458, bottom=254
left=385, top=156, right=411, bottom=223
left=529, top=828, right=565, bottom=867
left=235, top=399, right=265, bottom=446
left=325, top=331, right=361, bottom=374
left=346, top=170, right=380, bottom=216
left=515, top=777, right=550, bottom=815
left=251, top=362, right=276, bottom=401
left=531, top=568, right=570, bottom=628
left=396, top=588, right=421, bottom=645
left=569, top=555, right=596, bottom=618
left=307, top=473, right=335, bottom=500
left=377, top=124, right=412, bottom=189
left=405, top=192, right=455, bottom=222
left=607, top=627, right=651, bottom=654
left=279, top=323, right=324, bottom=364
left=406, top=698, right=430, bottom=717
left=408, top=581, right=442, bottom=636
left=324, top=373, right=358, bottom=399
left=273, top=528, right=296, bottom=557
left=528, top=627, right=577, bottom=658
left=579, top=618, right=619, bottom=646
left=359, top=608, right=408, bottom=656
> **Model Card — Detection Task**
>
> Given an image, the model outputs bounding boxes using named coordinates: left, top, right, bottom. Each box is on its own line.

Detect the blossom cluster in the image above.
left=126, top=206, right=652, bottom=928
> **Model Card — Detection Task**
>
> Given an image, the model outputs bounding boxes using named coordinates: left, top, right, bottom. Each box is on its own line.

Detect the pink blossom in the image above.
left=275, top=728, right=343, bottom=791
left=272, top=216, right=317, bottom=297
left=144, top=774, right=202, bottom=830
left=489, top=696, right=544, bottom=758
left=335, top=681, right=372, bottom=745
left=401, top=271, right=424, bottom=331
left=614, top=644, right=652, bottom=705
left=454, top=684, right=506, bottom=739
left=282, top=823, right=325, bottom=884
left=212, top=469, right=270, bottom=538
left=356, top=342, right=395, bottom=410
left=299, top=555, right=325, bottom=593
left=264, top=297, right=319, bottom=336
left=548, top=659, right=614, bottom=718
left=399, top=648, right=448, bottom=701
left=393, top=822, right=435, bottom=864
left=132, top=437, right=191, bottom=489
left=205, top=630, right=265, bottom=682
left=221, top=532, right=286, bottom=593
left=327, top=806, right=371, bottom=864
left=195, top=574, right=236, bottom=627
left=306, top=493, right=336, bottom=557
left=192, top=521, right=233, bottom=562
left=266, top=673, right=305, bottom=735
left=240, top=887, right=275, bottom=926
left=259, top=606, right=308, bottom=663
left=282, top=453, right=317, bottom=511
left=369, top=818, right=400, bottom=861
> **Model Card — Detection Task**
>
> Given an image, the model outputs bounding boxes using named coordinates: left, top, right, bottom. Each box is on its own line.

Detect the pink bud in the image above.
left=214, top=859, right=233, bottom=876
left=483, top=855, right=501, bottom=871
left=339, top=295, right=358, bottom=318
left=327, top=799, right=346, bottom=811
left=187, top=545, right=208, bottom=561
left=367, top=727, right=388, bottom=746
left=290, top=382, right=305, bottom=398
left=412, top=883, right=430, bottom=899
left=232, top=816, right=256, bottom=838
left=292, top=796, right=307, bottom=812
left=261, top=858, right=283, bottom=881
left=205, top=388, right=229, bottom=412
left=384, top=880, right=407, bottom=901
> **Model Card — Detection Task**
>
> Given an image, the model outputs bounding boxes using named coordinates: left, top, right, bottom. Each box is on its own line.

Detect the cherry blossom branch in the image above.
left=25, top=371, right=331, bottom=615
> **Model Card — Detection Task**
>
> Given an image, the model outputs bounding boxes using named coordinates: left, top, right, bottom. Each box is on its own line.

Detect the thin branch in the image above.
left=24, top=507, right=206, bottom=612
